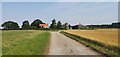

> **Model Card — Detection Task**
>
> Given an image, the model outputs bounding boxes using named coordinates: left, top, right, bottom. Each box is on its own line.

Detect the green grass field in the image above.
left=2, top=30, right=50, bottom=55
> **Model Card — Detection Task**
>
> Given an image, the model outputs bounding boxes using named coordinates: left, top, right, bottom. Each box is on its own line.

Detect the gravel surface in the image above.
left=48, top=32, right=102, bottom=55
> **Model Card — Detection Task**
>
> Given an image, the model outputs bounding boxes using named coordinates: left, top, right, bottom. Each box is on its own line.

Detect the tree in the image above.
left=111, top=22, right=120, bottom=28
left=1, top=21, right=19, bottom=29
left=50, top=19, right=57, bottom=29
left=63, top=23, right=68, bottom=29
left=68, top=24, right=71, bottom=29
left=56, top=21, right=62, bottom=29
left=31, top=19, right=43, bottom=29
left=22, top=20, right=30, bottom=29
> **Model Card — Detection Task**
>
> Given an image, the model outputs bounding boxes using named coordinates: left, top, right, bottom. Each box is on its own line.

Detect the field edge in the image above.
left=60, top=31, right=120, bottom=57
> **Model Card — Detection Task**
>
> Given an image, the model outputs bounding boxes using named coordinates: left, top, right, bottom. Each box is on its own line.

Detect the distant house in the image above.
left=72, top=23, right=84, bottom=29
left=39, top=24, right=48, bottom=28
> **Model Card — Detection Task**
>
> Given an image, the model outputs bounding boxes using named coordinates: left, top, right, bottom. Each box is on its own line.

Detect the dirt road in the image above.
left=48, top=32, right=101, bottom=55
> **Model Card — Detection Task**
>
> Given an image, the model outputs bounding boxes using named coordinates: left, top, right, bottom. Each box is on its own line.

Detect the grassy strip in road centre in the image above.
left=2, top=30, right=50, bottom=55
left=60, top=31, right=120, bottom=57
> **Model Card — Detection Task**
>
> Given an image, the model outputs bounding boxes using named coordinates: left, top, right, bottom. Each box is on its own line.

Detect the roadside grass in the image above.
left=2, top=30, right=50, bottom=55
left=60, top=31, right=120, bottom=57
left=0, top=30, right=1, bottom=56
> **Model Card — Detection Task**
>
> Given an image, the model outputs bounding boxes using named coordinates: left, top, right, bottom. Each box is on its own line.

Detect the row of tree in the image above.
left=86, top=22, right=120, bottom=29
left=1, top=19, right=44, bottom=30
left=22, top=19, right=45, bottom=29
left=50, top=19, right=71, bottom=30
left=1, top=19, right=70, bottom=30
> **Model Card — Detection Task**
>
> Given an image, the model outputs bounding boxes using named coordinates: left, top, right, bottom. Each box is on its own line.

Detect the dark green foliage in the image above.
left=30, top=26, right=38, bottom=29
left=50, top=19, right=57, bottom=29
left=49, top=19, right=69, bottom=30
left=68, top=24, right=71, bottom=29
left=22, top=20, right=30, bottom=29
left=56, top=21, right=62, bottom=29
left=1, top=21, right=19, bottom=29
left=111, top=22, right=120, bottom=28
left=31, top=19, right=44, bottom=28
left=62, top=23, right=68, bottom=29
left=87, top=22, right=120, bottom=29
left=72, top=25, right=79, bottom=29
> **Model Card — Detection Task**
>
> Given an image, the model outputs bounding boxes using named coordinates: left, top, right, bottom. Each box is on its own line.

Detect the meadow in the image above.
left=64, top=29, right=119, bottom=47
left=2, top=30, right=50, bottom=55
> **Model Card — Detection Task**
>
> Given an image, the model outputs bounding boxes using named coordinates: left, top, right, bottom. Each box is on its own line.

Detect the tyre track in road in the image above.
left=48, top=32, right=102, bottom=55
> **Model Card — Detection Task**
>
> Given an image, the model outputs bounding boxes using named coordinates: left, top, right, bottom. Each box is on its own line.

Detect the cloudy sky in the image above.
left=0, top=1, right=119, bottom=27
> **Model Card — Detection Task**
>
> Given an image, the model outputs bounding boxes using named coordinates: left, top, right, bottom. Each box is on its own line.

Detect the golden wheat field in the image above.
left=65, top=29, right=119, bottom=47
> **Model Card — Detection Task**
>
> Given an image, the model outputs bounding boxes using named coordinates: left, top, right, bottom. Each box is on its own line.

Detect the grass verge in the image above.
left=60, top=31, right=120, bottom=57
left=2, top=30, right=50, bottom=55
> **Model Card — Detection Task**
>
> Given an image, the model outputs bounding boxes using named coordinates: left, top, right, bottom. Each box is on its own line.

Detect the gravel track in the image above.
left=48, top=32, right=102, bottom=55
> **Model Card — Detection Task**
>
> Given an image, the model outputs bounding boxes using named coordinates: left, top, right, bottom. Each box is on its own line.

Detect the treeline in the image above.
left=70, top=22, right=120, bottom=30
left=50, top=19, right=70, bottom=30
left=1, top=19, right=44, bottom=30
left=1, top=19, right=70, bottom=30
left=87, top=22, right=120, bottom=29
left=1, top=18, right=119, bottom=30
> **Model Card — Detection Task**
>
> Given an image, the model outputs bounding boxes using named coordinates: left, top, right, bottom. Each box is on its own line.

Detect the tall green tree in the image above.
left=68, top=24, right=71, bottom=29
left=22, top=20, right=30, bottom=29
left=1, top=21, right=19, bottom=29
left=50, top=19, right=57, bottom=29
left=63, top=23, right=68, bottom=29
left=56, top=21, right=62, bottom=29
left=31, top=19, right=43, bottom=28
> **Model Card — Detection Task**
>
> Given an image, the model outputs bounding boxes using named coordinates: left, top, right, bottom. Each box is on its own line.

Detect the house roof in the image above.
left=39, top=24, right=48, bottom=27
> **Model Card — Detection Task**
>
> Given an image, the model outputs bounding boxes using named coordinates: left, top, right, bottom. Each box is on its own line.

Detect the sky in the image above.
left=1, top=0, right=120, bottom=2
left=0, top=2, right=119, bottom=28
